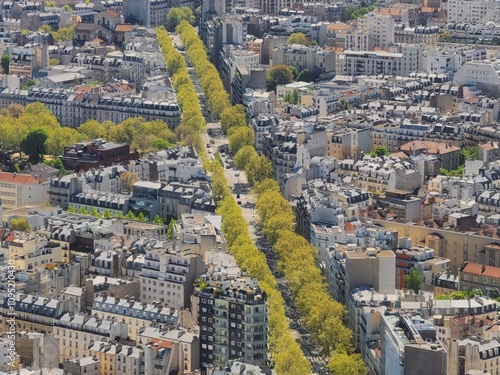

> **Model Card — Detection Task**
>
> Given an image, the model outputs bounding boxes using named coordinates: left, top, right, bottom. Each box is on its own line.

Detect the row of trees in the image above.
left=177, top=21, right=231, bottom=119
left=234, top=145, right=273, bottom=186
left=254, top=181, right=367, bottom=374
left=206, top=160, right=312, bottom=374
left=174, top=20, right=257, bottom=155
left=157, top=26, right=205, bottom=153
left=0, top=103, right=177, bottom=163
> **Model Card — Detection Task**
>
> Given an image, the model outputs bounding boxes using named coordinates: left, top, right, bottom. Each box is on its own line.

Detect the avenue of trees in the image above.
left=157, top=26, right=206, bottom=153
left=206, top=161, right=312, bottom=375
left=161, top=17, right=366, bottom=373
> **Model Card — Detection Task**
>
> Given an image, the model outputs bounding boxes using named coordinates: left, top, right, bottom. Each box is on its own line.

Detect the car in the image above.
left=226, top=165, right=230, bottom=169
left=236, top=194, right=240, bottom=198
left=235, top=172, right=240, bottom=177
left=237, top=201, right=242, bottom=205
left=206, top=143, right=210, bottom=148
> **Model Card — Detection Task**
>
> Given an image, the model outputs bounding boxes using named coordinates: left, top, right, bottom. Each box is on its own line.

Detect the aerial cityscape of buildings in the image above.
left=2, top=0, right=500, bottom=374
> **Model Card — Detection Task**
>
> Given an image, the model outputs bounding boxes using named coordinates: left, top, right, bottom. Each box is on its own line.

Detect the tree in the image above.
left=137, top=212, right=147, bottom=222
left=103, top=209, right=113, bottom=219
left=152, top=138, right=172, bottom=150
left=329, top=351, right=367, bottom=375
left=251, top=178, right=280, bottom=198
left=38, top=24, right=52, bottom=33
left=21, top=128, right=48, bottom=163
left=370, top=146, right=389, bottom=157
left=284, top=89, right=300, bottom=104
left=287, top=32, right=309, bottom=46
left=77, top=206, right=89, bottom=215
left=90, top=207, right=101, bottom=218
left=79, top=120, right=106, bottom=140
left=10, top=218, right=31, bottom=232
left=67, top=205, right=75, bottom=213
left=220, top=105, right=246, bottom=133
left=1, top=54, right=9, bottom=74
left=49, top=58, right=60, bottom=66
left=296, top=69, right=318, bottom=82
left=267, top=65, right=294, bottom=92
left=166, top=7, right=194, bottom=31
left=1, top=104, right=24, bottom=118
left=167, top=218, right=176, bottom=240
left=245, top=154, right=274, bottom=186
left=228, top=126, right=255, bottom=155
left=153, top=215, right=164, bottom=225
left=21, top=78, right=36, bottom=90
left=119, top=171, right=139, bottom=193
left=404, top=267, right=422, bottom=294
left=125, top=211, right=135, bottom=220
left=52, top=25, right=75, bottom=42
left=63, top=4, right=71, bottom=11
left=234, top=146, right=257, bottom=170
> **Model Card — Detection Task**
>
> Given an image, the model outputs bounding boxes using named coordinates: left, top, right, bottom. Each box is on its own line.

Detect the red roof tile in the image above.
left=0, top=172, right=44, bottom=184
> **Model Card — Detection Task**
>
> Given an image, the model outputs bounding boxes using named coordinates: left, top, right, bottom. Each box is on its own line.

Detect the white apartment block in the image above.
left=271, top=44, right=336, bottom=76
left=454, top=60, right=500, bottom=87
left=343, top=45, right=423, bottom=77
left=423, top=47, right=487, bottom=74
left=344, top=29, right=369, bottom=51
left=140, top=245, right=204, bottom=310
left=357, top=12, right=395, bottom=50
left=0, top=172, right=49, bottom=210
left=448, top=0, right=500, bottom=23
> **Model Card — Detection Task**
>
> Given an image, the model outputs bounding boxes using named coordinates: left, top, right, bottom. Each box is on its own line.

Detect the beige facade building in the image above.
left=0, top=171, right=49, bottom=210
left=372, top=219, right=500, bottom=274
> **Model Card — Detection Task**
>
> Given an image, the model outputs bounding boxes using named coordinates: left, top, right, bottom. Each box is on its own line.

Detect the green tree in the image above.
left=245, top=154, right=273, bottom=186
left=167, top=218, right=176, bottom=240
left=1, top=54, right=9, bottom=74
left=77, top=206, right=89, bottom=215
left=63, top=4, right=71, bottom=11
left=287, top=32, right=309, bottom=45
left=166, top=7, right=194, bottom=31
left=79, top=120, right=106, bottom=140
left=152, top=138, right=172, bottom=150
left=52, top=25, right=75, bottom=42
left=10, top=217, right=31, bottom=232
left=137, top=212, right=147, bottom=222
left=103, top=209, right=113, bottom=219
left=49, top=58, right=60, bottom=66
left=347, top=5, right=376, bottom=20
left=90, top=207, right=101, bottom=218
left=21, top=128, right=48, bottom=163
left=296, top=69, right=318, bottom=82
left=153, top=215, right=164, bottom=225
left=125, top=211, right=135, bottom=220
left=404, top=267, right=422, bottom=294
left=234, top=145, right=257, bottom=170
left=38, top=24, right=52, bottom=33
left=284, top=89, right=300, bottom=104
left=220, top=105, right=246, bottom=133
left=370, top=146, right=389, bottom=157
left=267, top=65, right=294, bottom=92
left=460, top=145, right=479, bottom=164
left=21, top=78, right=36, bottom=90
left=67, top=205, right=75, bottom=213
left=228, top=126, right=255, bottom=155
left=329, top=351, right=367, bottom=375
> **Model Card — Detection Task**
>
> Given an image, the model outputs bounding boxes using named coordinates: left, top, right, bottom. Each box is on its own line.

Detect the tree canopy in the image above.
left=287, top=32, right=309, bottom=46
left=404, top=268, right=422, bottom=294
left=267, top=65, right=294, bottom=92
left=21, top=128, right=48, bottom=163
left=166, top=7, right=194, bottom=31
left=10, top=217, right=31, bottom=232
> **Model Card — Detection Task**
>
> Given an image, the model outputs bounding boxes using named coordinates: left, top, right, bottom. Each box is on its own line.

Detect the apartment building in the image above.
left=447, top=0, right=500, bottom=23
left=357, top=12, right=395, bottom=50
left=122, top=0, right=169, bottom=27
left=92, top=296, right=179, bottom=341
left=326, top=246, right=396, bottom=305
left=271, top=44, right=336, bottom=78
left=479, top=141, right=500, bottom=164
left=348, top=155, right=421, bottom=193
left=0, top=87, right=181, bottom=129
left=193, top=269, right=268, bottom=369
left=0, top=171, right=49, bottom=210
left=9, top=44, right=48, bottom=76
left=443, top=337, right=500, bottom=375
left=454, top=60, right=500, bottom=97
left=2, top=293, right=76, bottom=334
left=140, top=242, right=204, bottom=310
left=54, top=312, right=128, bottom=363
left=459, top=262, right=500, bottom=296
left=326, top=128, right=371, bottom=160
left=7, top=235, right=69, bottom=271
left=63, top=357, right=100, bottom=375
